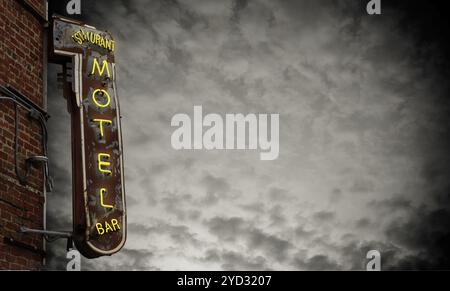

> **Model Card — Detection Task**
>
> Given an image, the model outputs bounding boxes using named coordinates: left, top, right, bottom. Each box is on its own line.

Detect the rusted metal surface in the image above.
left=52, top=16, right=126, bottom=258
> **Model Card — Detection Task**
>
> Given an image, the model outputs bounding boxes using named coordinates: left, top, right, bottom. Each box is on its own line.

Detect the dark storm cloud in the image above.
left=83, top=248, right=157, bottom=271
left=43, top=110, right=72, bottom=270
left=45, top=64, right=73, bottom=271
left=269, top=205, right=286, bottom=226
left=239, top=202, right=265, bottom=214
left=294, top=225, right=315, bottom=238
left=376, top=1, right=450, bottom=269
left=338, top=239, right=402, bottom=270
left=355, top=218, right=372, bottom=229
left=247, top=228, right=292, bottom=262
left=348, top=177, right=375, bottom=194
left=268, top=187, right=292, bottom=202
left=384, top=205, right=450, bottom=269
left=293, top=254, right=340, bottom=270
left=160, top=193, right=201, bottom=221
left=312, top=211, right=335, bottom=222
left=200, top=174, right=231, bottom=205
left=206, top=216, right=292, bottom=263
left=129, top=221, right=200, bottom=246
left=200, top=249, right=268, bottom=270
left=207, top=217, right=245, bottom=242
left=329, top=188, right=343, bottom=203
left=220, top=251, right=268, bottom=270
left=45, top=243, right=69, bottom=271
left=367, top=196, right=412, bottom=211
left=45, top=162, right=72, bottom=230
left=44, top=0, right=450, bottom=270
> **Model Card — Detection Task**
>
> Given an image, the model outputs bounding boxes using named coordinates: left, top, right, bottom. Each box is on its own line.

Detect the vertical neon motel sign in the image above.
left=52, top=16, right=126, bottom=258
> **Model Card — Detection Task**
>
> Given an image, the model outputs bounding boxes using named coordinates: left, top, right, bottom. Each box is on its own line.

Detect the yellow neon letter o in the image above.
left=92, top=89, right=111, bottom=108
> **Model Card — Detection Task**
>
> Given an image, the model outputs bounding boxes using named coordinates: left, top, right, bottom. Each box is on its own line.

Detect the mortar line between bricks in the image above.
left=0, top=197, right=25, bottom=211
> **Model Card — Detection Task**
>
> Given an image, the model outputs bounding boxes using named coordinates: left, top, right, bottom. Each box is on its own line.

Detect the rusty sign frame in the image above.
left=51, top=16, right=126, bottom=258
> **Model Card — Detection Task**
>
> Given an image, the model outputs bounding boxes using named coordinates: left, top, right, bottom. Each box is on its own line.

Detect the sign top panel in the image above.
left=53, top=17, right=116, bottom=56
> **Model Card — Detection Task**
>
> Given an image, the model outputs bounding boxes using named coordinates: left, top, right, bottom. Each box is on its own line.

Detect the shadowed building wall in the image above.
left=0, top=0, right=47, bottom=270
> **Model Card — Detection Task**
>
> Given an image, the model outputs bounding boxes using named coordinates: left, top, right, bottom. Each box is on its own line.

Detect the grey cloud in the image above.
left=230, top=0, right=249, bottom=25
left=329, top=188, right=343, bottom=203
left=200, top=174, right=231, bottom=205
left=200, top=249, right=268, bottom=271
left=355, top=218, right=372, bottom=229
left=221, top=251, right=268, bottom=271
left=294, top=225, right=315, bottom=238
left=268, top=187, right=293, bottom=203
left=239, top=202, right=265, bottom=214
left=207, top=217, right=245, bottom=242
left=269, top=205, right=286, bottom=226
left=338, top=240, right=402, bottom=271
left=44, top=242, right=70, bottom=271
left=125, top=195, right=140, bottom=207
left=246, top=228, right=291, bottom=262
left=421, top=159, right=450, bottom=185
left=348, top=178, right=375, bottom=194
left=44, top=0, right=450, bottom=270
left=128, top=221, right=200, bottom=246
left=294, top=254, right=340, bottom=271
left=206, top=216, right=292, bottom=263
left=367, top=196, right=412, bottom=211
left=160, top=193, right=199, bottom=221
left=384, top=205, right=450, bottom=269
left=82, top=248, right=156, bottom=271
left=312, top=211, right=335, bottom=222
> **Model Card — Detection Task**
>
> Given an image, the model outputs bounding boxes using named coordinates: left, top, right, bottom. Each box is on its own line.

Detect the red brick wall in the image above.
left=0, top=0, right=47, bottom=270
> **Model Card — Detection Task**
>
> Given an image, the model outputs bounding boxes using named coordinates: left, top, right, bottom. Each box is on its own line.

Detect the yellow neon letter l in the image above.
left=100, top=188, right=114, bottom=208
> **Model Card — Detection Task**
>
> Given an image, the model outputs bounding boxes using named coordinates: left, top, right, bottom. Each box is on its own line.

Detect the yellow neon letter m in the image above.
left=91, top=58, right=110, bottom=78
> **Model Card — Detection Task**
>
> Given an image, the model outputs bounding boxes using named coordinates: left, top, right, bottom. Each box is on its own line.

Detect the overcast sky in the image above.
left=45, top=0, right=450, bottom=270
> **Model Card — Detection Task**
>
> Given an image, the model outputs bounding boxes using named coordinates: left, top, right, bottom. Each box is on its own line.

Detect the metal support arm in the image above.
left=20, top=226, right=72, bottom=238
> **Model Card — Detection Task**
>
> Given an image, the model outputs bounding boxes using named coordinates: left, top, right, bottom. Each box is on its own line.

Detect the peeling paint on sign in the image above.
left=53, top=16, right=126, bottom=258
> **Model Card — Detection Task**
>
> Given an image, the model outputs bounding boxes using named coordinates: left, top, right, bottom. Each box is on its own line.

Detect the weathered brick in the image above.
left=0, top=0, right=46, bottom=270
